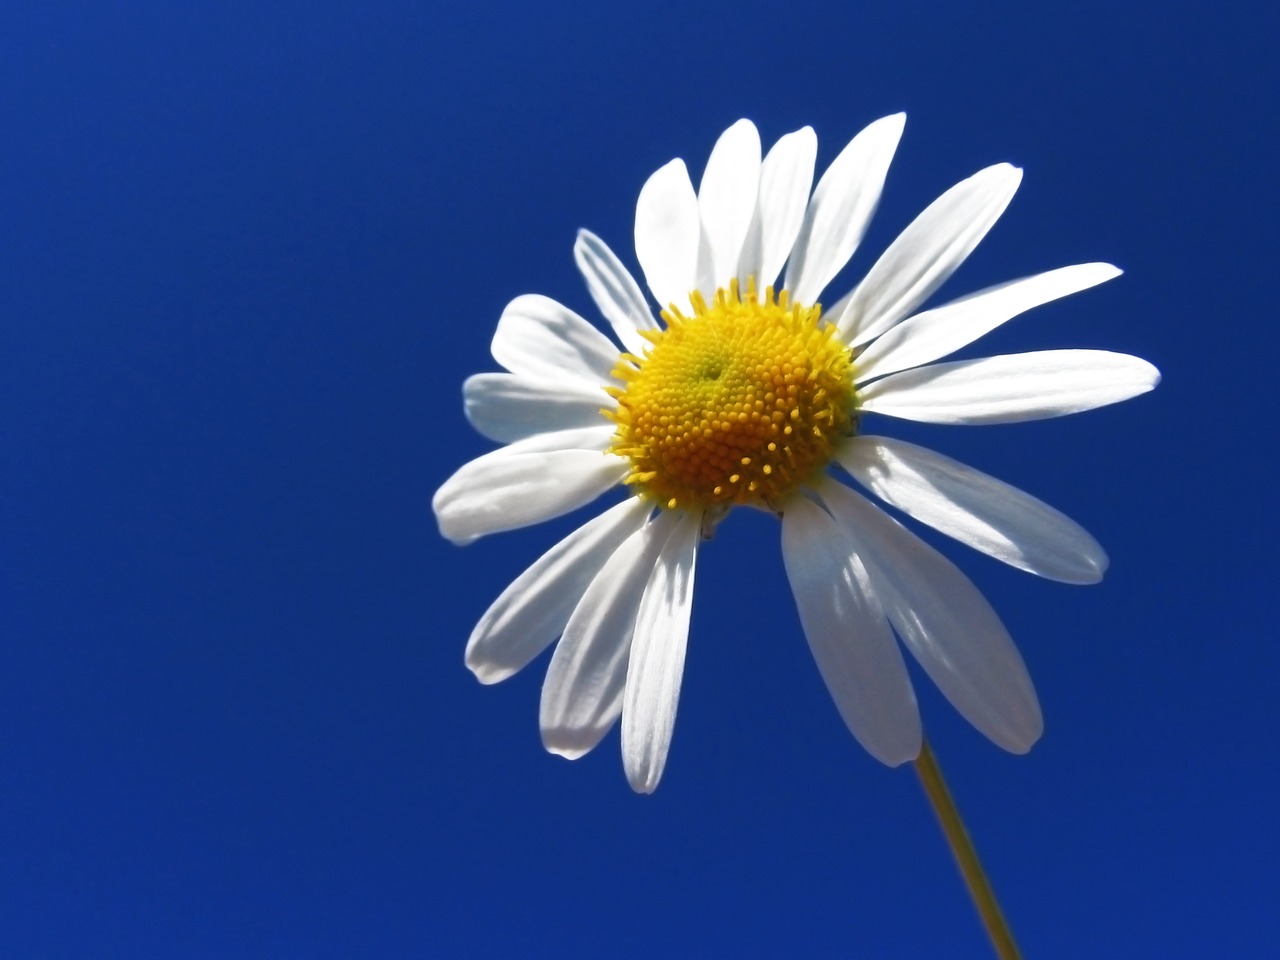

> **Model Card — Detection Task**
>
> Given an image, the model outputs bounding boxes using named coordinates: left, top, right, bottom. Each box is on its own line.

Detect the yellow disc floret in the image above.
left=605, top=278, right=858, bottom=512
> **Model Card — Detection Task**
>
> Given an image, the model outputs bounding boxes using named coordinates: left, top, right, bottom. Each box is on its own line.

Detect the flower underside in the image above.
left=606, top=278, right=858, bottom=513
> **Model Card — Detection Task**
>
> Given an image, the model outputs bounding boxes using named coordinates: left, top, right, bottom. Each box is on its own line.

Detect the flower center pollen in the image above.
left=605, top=279, right=858, bottom=512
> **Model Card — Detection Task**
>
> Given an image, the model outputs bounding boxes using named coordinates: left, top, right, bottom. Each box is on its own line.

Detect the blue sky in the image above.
left=2, top=1, right=1276, bottom=957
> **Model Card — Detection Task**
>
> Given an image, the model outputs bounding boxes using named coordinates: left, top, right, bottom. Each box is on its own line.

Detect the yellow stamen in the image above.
left=605, top=278, right=858, bottom=512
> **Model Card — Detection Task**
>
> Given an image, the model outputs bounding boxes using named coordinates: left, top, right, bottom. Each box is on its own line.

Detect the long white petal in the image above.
left=491, top=294, right=620, bottom=384
left=574, top=229, right=655, bottom=357
left=740, top=126, right=818, bottom=291
left=540, top=511, right=677, bottom=759
left=463, top=373, right=613, bottom=443
left=433, top=428, right=625, bottom=545
left=838, top=163, right=1023, bottom=346
left=855, top=263, right=1123, bottom=381
left=785, top=113, right=906, bottom=307
left=818, top=478, right=1042, bottom=753
left=819, top=285, right=854, bottom=331
left=837, top=435, right=1108, bottom=583
left=622, top=511, right=700, bottom=793
left=858, top=350, right=1161, bottom=424
left=635, top=158, right=700, bottom=312
left=781, top=496, right=921, bottom=765
left=698, top=119, right=762, bottom=288
left=466, top=498, right=653, bottom=684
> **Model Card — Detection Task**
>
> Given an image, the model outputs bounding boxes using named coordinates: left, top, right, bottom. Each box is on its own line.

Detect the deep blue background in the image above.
left=3, top=1, right=1275, bottom=956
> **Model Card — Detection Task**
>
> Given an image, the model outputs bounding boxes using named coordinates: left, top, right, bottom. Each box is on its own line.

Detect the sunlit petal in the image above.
left=575, top=229, right=657, bottom=356
left=838, top=435, right=1108, bottom=583
left=699, top=119, right=762, bottom=287
left=634, top=158, right=700, bottom=312
left=491, top=294, right=619, bottom=384
left=467, top=498, right=652, bottom=684
left=463, top=372, right=613, bottom=443
left=859, top=350, right=1161, bottom=424
left=738, top=126, right=817, bottom=290
left=855, top=263, right=1122, bottom=381
left=622, top=511, right=700, bottom=793
left=786, top=114, right=906, bottom=306
left=540, top=511, right=675, bottom=759
left=819, top=478, right=1043, bottom=752
left=837, top=163, right=1023, bottom=345
left=782, top=497, right=921, bottom=765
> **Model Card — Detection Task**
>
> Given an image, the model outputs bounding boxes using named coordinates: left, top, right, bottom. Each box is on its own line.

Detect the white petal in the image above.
left=739, top=126, right=817, bottom=291
left=540, top=511, right=677, bottom=759
left=818, top=479, right=1042, bottom=753
left=838, top=163, right=1023, bottom=345
left=466, top=498, right=653, bottom=684
left=574, top=229, right=655, bottom=357
left=621, top=511, right=700, bottom=793
left=858, top=350, right=1161, bottom=424
left=634, top=158, right=700, bottom=312
left=698, top=119, right=762, bottom=288
left=452, top=424, right=612, bottom=456
left=837, top=436, right=1108, bottom=583
left=463, top=373, right=613, bottom=443
left=491, top=294, right=620, bottom=384
left=855, top=263, right=1123, bottom=381
left=785, top=113, right=906, bottom=307
left=781, top=497, right=921, bottom=765
left=819, top=285, right=854, bottom=331
left=432, top=427, right=625, bottom=545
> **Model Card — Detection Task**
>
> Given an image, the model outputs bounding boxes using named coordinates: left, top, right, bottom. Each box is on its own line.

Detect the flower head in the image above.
left=434, top=116, right=1159, bottom=793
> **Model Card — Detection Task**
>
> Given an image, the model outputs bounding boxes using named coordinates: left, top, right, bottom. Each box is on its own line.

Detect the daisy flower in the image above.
left=433, top=116, right=1159, bottom=794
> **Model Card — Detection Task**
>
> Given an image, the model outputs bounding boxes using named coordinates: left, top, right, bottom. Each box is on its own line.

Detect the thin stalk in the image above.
left=914, top=737, right=1022, bottom=960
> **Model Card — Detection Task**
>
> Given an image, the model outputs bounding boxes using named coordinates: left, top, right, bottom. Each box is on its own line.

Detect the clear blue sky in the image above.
left=2, top=1, right=1275, bottom=957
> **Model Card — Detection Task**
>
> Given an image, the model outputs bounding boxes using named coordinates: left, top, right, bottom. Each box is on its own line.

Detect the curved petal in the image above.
left=785, top=113, right=906, bottom=307
left=837, top=435, right=1108, bottom=583
left=698, top=119, right=762, bottom=287
left=738, top=126, right=818, bottom=291
left=781, top=496, right=921, bottom=765
left=466, top=497, right=653, bottom=684
left=432, top=427, right=625, bottom=545
left=540, top=511, right=676, bottom=759
left=574, top=229, right=655, bottom=357
left=818, top=478, right=1042, bottom=753
left=838, top=163, right=1023, bottom=346
left=855, top=263, right=1123, bottom=381
left=858, top=350, right=1161, bottom=424
left=491, top=294, right=620, bottom=384
left=635, top=158, right=700, bottom=312
left=819, top=285, right=854, bottom=331
left=622, top=510, right=700, bottom=793
left=463, top=372, right=613, bottom=443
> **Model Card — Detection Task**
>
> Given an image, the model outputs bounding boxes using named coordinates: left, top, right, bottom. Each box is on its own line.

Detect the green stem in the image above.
left=914, top=737, right=1022, bottom=960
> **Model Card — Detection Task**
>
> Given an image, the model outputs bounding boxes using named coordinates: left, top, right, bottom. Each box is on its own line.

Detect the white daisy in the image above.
left=433, top=116, right=1159, bottom=793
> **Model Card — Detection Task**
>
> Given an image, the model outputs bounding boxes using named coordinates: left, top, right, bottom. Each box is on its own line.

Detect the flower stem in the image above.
left=914, top=737, right=1022, bottom=960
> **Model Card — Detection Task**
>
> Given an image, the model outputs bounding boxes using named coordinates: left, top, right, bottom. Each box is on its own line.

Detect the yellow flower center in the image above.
left=605, top=279, right=858, bottom=513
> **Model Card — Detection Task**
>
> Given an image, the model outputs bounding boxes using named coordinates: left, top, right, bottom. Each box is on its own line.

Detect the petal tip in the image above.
left=626, top=771, right=660, bottom=794
left=542, top=737, right=592, bottom=761
left=466, top=659, right=512, bottom=685
left=789, top=125, right=818, bottom=149
left=998, top=711, right=1044, bottom=754
left=875, top=735, right=923, bottom=768
left=432, top=502, right=480, bottom=546
left=982, top=161, right=1024, bottom=187
left=1003, top=730, right=1041, bottom=755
